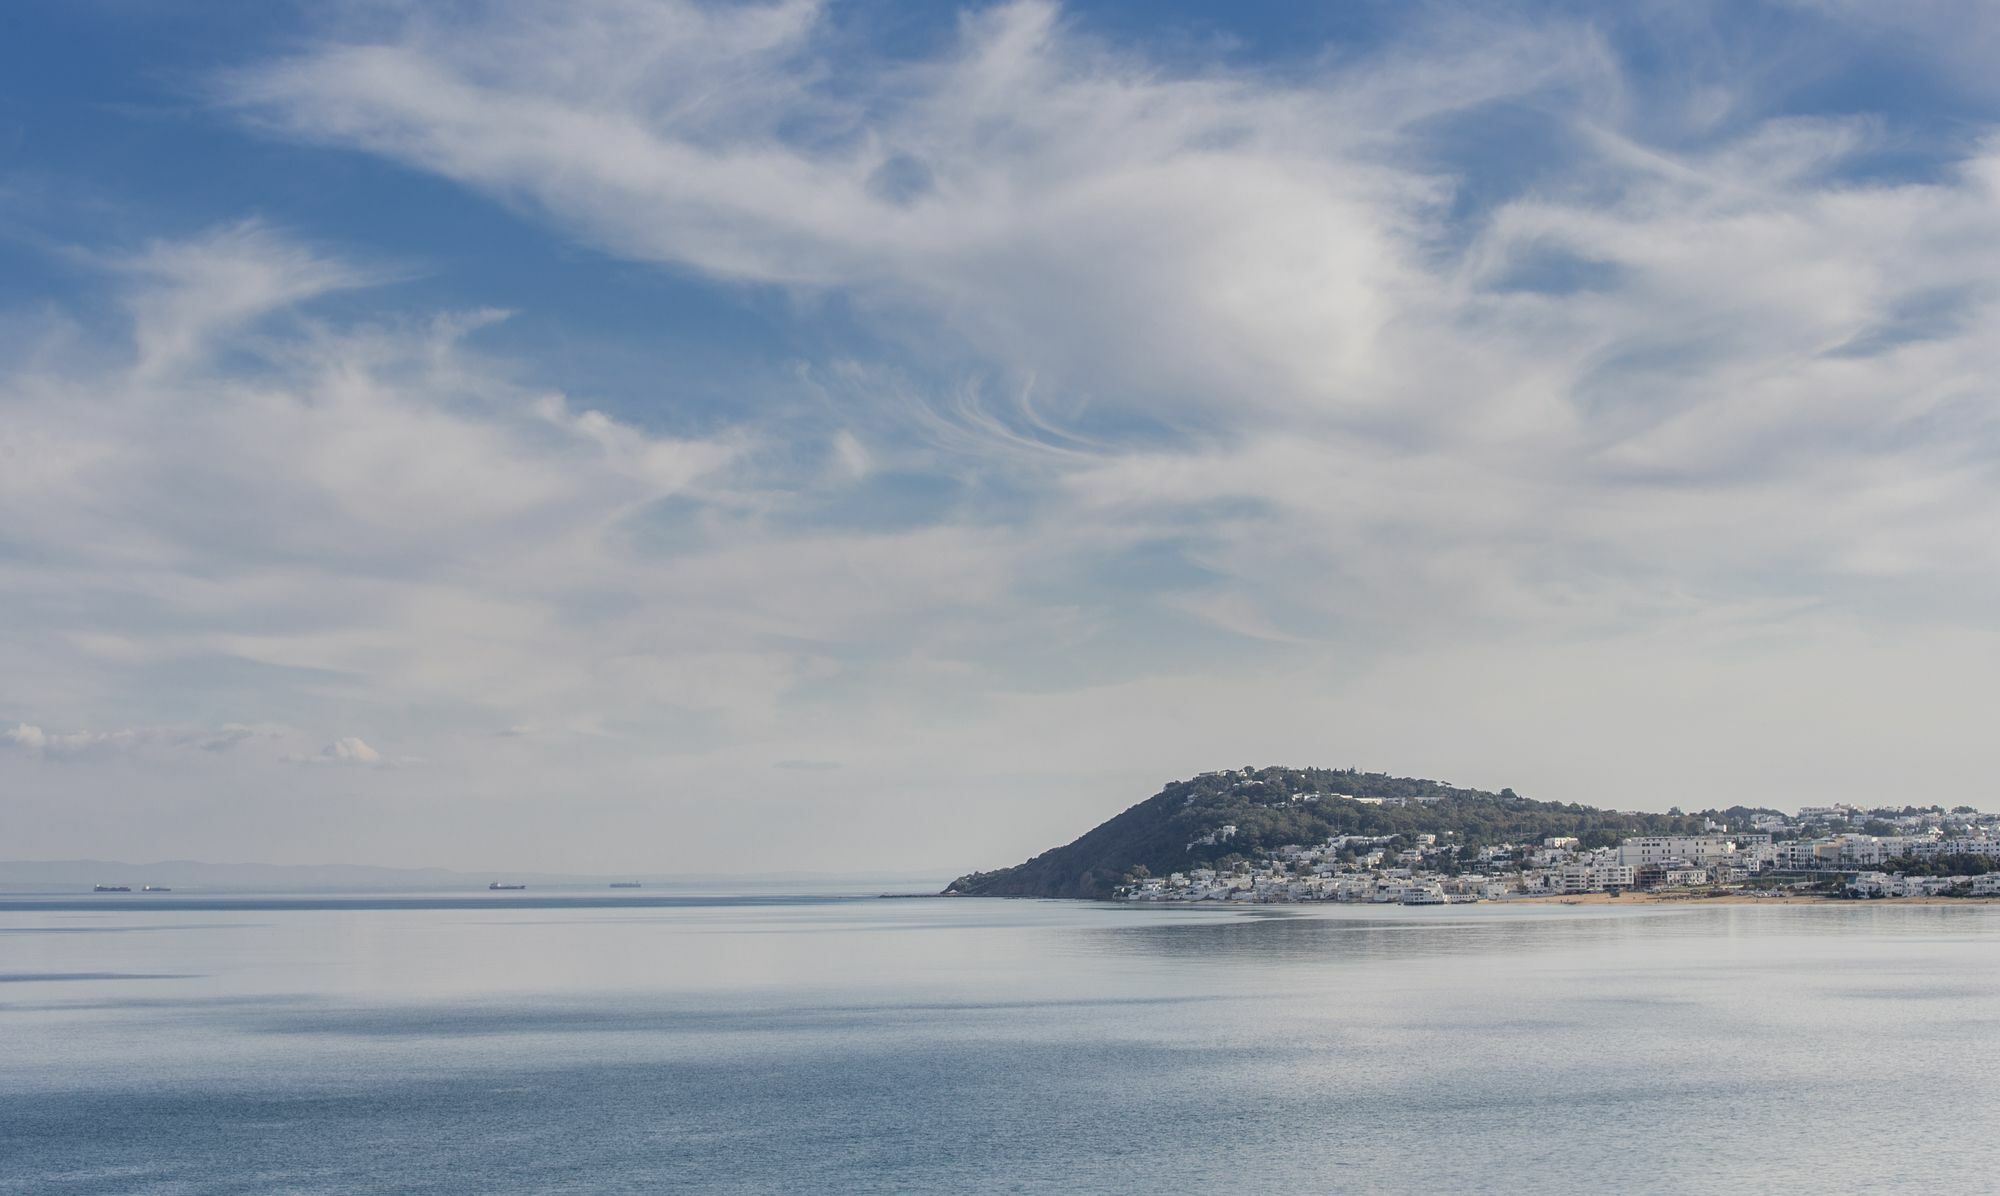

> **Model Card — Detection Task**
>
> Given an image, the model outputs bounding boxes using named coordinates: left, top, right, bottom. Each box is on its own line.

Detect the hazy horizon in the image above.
left=8, top=1, right=2000, bottom=874
left=0, top=855, right=955, bottom=884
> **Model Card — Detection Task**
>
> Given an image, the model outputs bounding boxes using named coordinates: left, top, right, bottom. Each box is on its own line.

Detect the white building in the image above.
left=1547, top=862, right=1636, bottom=893
left=1737, top=841, right=1778, bottom=871
left=1618, top=835, right=1737, bottom=869
left=1771, top=839, right=1842, bottom=870
left=1835, top=835, right=1892, bottom=867
left=1848, top=873, right=1969, bottom=898
left=1847, top=872, right=1894, bottom=898
left=1188, top=824, right=1240, bottom=848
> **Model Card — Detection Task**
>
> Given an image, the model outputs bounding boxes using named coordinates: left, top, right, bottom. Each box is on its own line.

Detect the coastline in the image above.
left=1503, top=892, right=2000, bottom=906
left=1098, top=892, right=2000, bottom=907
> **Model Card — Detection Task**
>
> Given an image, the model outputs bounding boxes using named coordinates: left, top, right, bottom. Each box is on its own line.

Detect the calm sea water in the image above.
left=3, top=893, right=1997, bottom=1193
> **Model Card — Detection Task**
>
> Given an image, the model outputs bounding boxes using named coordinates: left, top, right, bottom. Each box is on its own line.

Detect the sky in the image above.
left=4, top=0, right=2000, bottom=874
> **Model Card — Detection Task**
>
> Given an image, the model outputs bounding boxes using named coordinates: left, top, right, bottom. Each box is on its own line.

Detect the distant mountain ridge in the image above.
left=945, top=766, right=1716, bottom=899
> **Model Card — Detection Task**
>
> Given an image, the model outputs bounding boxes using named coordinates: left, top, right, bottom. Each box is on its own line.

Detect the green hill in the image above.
left=944, top=766, right=1714, bottom=899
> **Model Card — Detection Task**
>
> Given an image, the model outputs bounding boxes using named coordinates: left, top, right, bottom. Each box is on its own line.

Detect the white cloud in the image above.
left=0, top=721, right=285, bottom=760
left=9, top=2, right=2000, bottom=869
left=4, top=723, right=52, bottom=753
left=0, top=220, right=1049, bottom=798
left=114, top=219, right=382, bottom=379
left=223, top=2, right=1609, bottom=430
left=291, top=736, right=384, bottom=766
left=214, top=1, right=2000, bottom=634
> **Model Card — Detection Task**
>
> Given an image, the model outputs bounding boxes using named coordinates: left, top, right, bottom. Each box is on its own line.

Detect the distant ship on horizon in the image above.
left=488, top=882, right=526, bottom=891
left=93, top=884, right=131, bottom=892
left=609, top=882, right=642, bottom=889
left=143, top=885, right=171, bottom=892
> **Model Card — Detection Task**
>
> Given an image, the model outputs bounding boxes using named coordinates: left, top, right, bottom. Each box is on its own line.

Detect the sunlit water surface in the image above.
left=4, top=893, right=1997, bottom=1193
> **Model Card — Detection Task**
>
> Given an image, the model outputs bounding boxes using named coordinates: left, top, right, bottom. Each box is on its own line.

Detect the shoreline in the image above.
left=1101, top=892, right=2000, bottom=907
left=1504, top=891, right=2000, bottom=906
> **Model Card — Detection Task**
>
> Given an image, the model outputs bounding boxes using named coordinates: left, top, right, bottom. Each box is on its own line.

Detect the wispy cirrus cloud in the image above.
left=7, top=1, right=2000, bottom=870
left=215, top=0, right=2000, bottom=635
left=0, top=219, right=1050, bottom=793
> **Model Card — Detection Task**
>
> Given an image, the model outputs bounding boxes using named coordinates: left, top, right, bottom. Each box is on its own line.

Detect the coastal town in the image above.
left=1114, top=798, right=2000, bottom=905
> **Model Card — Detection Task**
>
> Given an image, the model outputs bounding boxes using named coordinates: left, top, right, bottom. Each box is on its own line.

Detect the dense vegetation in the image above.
left=1872, top=854, right=1998, bottom=878
left=945, top=766, right=1713, bottom=899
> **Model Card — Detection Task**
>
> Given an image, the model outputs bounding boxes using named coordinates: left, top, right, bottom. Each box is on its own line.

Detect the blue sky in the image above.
left=5, top=0, right=2000, bottom=872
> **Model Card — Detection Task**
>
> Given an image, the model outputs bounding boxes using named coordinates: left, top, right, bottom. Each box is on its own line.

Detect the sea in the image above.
left=3, top=889, right=1997, bottom=1194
